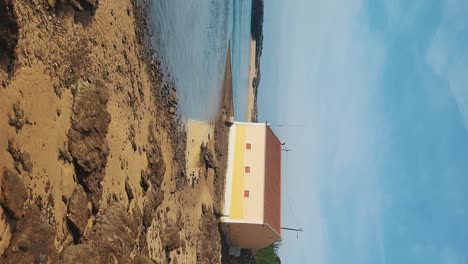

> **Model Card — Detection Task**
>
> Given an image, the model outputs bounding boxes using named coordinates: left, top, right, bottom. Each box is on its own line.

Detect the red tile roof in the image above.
left=264, top=126, right=282, bottom=237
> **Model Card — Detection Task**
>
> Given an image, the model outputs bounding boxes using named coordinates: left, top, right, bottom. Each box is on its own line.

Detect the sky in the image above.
left=258, top=0, right=468, bottom=263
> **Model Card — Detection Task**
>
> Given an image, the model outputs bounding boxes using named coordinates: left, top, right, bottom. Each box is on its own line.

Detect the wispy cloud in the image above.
left=426, top=0, right=468, bottom=132
left=263, top=0, right=388, bottom=263
left=384, top=0, right=424, bottom=31
left=261, top=0, right=468, bottom=263
left=440, top=247, right=460, bottom=264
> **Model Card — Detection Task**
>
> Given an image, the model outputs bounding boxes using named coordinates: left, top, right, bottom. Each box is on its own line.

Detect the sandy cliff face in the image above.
left=0, top=1, right=227, bottom=263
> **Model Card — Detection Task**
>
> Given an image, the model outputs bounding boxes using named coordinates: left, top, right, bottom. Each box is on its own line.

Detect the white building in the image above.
left=222, top=122, right=282, bottom=250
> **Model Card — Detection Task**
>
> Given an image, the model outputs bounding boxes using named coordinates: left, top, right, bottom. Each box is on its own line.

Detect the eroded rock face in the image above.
left=146, top=122, right=166, bottom=187
left=59, top=243, right=101, bottom=264
left=8, top=103, right=25, bottom=132
left=67, top=185, right=88, bottom=243
left=60, top=203, right=137, bottom=263
left=139, top=122, right=166, bottom=232
left=0, top=0, right=18, bottom=77
left=0, top=168, right=27, bottom=220
left=71, top=0, right=98, bottom=13
left=142, top=188, right=164, bottom=228
left=2, top=205, right=59, bottom=263
left=129, top=124, right=137, bottom=152
left=67, top=77, right=110, bottom=211
left=140, top=169, right=150, bottom=193
left=48, top=0, right=99, bottom=14
left=201, top=143, right=217, bottom=170
left=197, top=204, right=221, bottom=263
left=162, top=219, right=181, bottom=253
left=125, top=180, right=134, bottom=202
left=7, top=139, right=33, bottom=173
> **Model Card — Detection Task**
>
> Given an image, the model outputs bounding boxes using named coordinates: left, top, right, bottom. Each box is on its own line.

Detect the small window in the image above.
left=244, top=166, right=251, bottom=173
left=244, top=190, right=250, bottom=198
left=246, top=143, right=252, bottom=150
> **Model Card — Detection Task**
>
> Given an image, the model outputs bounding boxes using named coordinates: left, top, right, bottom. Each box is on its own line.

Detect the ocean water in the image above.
left=150, top=0, right=252, bottom=121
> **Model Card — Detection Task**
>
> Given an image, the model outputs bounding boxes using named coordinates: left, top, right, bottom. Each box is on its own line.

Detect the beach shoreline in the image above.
left=247, top=37, right=259, bottom=122
left=0, top=1, right=232, bottom=262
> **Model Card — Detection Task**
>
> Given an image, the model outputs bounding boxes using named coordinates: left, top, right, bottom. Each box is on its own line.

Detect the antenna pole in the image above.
left=270, top=125, right=304, bottom=127
left=281, top=227, right=303, bottom=232
left=281, top=227, right=304, bottom=239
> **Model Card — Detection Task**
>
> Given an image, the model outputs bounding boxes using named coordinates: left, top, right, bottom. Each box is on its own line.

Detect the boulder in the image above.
left=2, top=205, right=59, bottom=262
left=67, top=185, right=88, bottom=242
left=201, top=143, right=217, bottom=170
left=60, top=203, right=137, bottom=263
left=7, top=138, right=33, bottom=172
left=0, top=168, right=27, bottom=220
left=67, top=77, right=110, bottom=209
left=8, top=103, right=25, bottom=131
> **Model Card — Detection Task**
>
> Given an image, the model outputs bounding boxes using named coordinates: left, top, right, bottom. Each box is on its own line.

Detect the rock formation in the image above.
left=67, top=77, right=111, bottom=213
left=0, top=168, right=27, bottom=220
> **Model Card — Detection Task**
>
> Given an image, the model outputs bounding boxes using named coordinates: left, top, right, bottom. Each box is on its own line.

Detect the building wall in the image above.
left=227, top=223, right=281, bottom=250
left=223, top=122, right=266, bottom=224
left=242, top=123, right=267, bottom=222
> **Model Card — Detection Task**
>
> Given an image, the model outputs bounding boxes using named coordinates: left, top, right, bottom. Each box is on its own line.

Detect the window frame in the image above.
left=246, top=142, right=252, bottom=150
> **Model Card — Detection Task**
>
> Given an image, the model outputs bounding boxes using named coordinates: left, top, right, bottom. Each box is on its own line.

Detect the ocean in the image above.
left=150, top=0, right=252, bottom=121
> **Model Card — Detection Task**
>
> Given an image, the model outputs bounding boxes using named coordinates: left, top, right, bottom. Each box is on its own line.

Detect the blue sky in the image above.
left=258, top=0, right=468, bottom=263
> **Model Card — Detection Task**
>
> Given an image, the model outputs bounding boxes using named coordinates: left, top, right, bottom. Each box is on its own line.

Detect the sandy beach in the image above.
left=0, top=1, right=234, bottom=262
left=247, top=37, right=258, bottom=122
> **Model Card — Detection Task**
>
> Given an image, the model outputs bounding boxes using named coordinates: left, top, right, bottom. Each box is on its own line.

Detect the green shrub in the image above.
left=253, top=242, right=281, bottom=264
